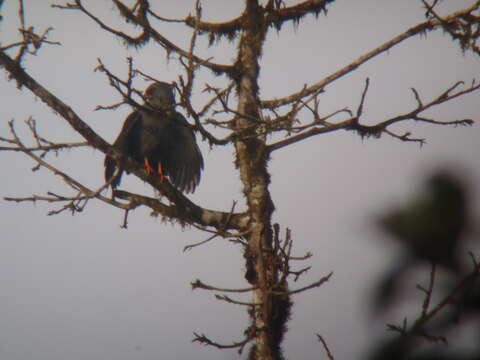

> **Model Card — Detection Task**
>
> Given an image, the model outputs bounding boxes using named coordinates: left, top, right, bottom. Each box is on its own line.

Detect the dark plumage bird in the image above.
left=104, top=82, right=204, bottom=193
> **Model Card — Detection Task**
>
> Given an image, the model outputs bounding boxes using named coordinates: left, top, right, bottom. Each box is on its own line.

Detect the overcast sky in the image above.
left=1, top=1, right=479, bottom=359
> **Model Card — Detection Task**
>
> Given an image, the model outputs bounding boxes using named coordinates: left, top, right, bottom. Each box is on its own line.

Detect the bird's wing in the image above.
left=104, top=111, right=142, bottom=188
left=166, top=112, right=204, bottom=193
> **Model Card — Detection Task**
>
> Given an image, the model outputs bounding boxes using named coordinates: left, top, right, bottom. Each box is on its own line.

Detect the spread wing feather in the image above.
left=155, top=112, right=203, bottom=193
left=104, top=109, right=203, bottom=193
left=104, top=111, right=142, bottom=188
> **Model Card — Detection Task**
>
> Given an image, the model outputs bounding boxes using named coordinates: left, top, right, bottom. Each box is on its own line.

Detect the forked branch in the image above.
left=267, top=79, right=477, bottom=153
left=192, top=328, right=255, bottom=354
left=261, top=2, right=480, bottom=109
left=387, top=255, right=480, bottom=344
left=0, top=50, right=249, bottom=230
left=51, top=0, right=233, bottom=75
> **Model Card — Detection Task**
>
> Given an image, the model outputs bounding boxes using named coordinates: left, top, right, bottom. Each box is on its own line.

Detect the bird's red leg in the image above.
left=157, top=163, right=167, bottom=181
left=144, top=158, right=154, bottom=174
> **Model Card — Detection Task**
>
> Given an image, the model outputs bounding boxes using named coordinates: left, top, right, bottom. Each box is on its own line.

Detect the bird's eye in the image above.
left=145, top=86, right=155, bottom=98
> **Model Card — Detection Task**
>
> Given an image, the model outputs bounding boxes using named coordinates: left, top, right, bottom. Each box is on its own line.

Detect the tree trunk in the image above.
left=234, top=1, right=288, bottom=359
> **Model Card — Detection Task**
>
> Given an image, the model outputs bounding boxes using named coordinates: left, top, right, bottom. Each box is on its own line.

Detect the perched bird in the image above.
left=104, top=82, right=204, bottom=193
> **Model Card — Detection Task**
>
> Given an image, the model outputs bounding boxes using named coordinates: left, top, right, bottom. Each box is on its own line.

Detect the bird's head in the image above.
left=144, top=82, right=176, bottom=110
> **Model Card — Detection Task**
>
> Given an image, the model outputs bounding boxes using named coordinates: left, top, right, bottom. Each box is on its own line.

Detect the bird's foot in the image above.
left=158, top=163, right=168, bottom=181
left=144, top=158, right=154, bottom=174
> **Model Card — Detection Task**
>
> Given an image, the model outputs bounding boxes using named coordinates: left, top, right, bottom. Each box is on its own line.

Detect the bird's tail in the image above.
left=104, top=156, right=123, bottom=189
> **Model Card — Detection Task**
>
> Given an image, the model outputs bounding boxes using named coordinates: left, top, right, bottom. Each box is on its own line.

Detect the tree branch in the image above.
left=3, top=120, right=129, bottom=213
left=0, top=49, right=249, bottom=230
left=387, top=258, right=480, bottom=344
left=266, top=79, right=477, bottom=153
left=275, top=271, right=332, bottom=295
left=317, top=334, right=335, bottom=360
left=265, top=0, right=335, bottom=30
left=191, top=279, right=256, bottom=293
left=54, top=0, right=233, bottom=75
left=192, top=328, right=255, bottom=354
left=261, top=2, right=480, bottom=109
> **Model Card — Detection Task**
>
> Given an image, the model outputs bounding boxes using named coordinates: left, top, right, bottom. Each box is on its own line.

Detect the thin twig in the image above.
left=317, top=334, right=335, bottom=360
left=418, top=263, right=437, bottom=318
left=261, top=3, right=480, bottom=108
left=274, top=272, right=333, bottom=295
left=214, top=294, right=261, bottom=307
left=183, top=201, right=238, bottom=251
left=192, top=328, right=255, bottom=354
left=191, top=279, right=256, bottom=293
left=267, top=79, right=477, bottom=153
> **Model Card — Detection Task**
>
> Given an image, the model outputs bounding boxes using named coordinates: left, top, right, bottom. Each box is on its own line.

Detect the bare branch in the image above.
left=0, top=36, right=60, bottom=52
left=176, top=82, right=236, bottom=146
left=154, top=0, right=334, bottom=44
left=183, top=201, right=239, bottom=251
left=191, top=279, right=256, bottom=293
left=410, top=260, right=480, bottom=334
left=192, top=328, right=255, bottom=354
left=265, top=0, right=334, bottom=30
left=4, top=0, right=59, bottom=63
left=417, top=263, right=437, bottom=318
left=274, top=272, right=332, bottom=296
left=423, top=0, right=480, bottom=55
left=198, top=83, right=235, bottom=117
left=388, top=258, right=480, bottom=344
left=0, top=50, right=250, bottom=230
left=56, top=0, right=233, bottom=75
left=267, top=79, right=477, bottom=153
left=146, top=10, right=186, bottom=24
left=214, top=294, right=260, bottom=307
left=183, top=12, right=243, bottom=40
left=267, top=118, right=352, bottom=153
left=261, top=3, right=480, bottom=109
left=112, top=190, right=248, bottom=231
left=317, top=334, right=335, bottom=360
left=289, top=266, right=312, bottom=282
left=355, top=77, right=370, bottom=119
left=120, top=208, right=131, bottom=229
left=171, top=11, right=237, bottom=147
left=378, top=81, right=478, bottom=128
left=0, top=140, right=88, bottom=152
left=383, top=128, right=426, bottom=145
left=2, top=120, right=131, bottom=213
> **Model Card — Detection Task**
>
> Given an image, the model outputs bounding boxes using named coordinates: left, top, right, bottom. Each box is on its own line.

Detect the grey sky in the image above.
left=1, top=1, right=479, bottom=359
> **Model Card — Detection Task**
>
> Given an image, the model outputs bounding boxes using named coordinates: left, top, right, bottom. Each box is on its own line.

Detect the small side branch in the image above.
left=265, top=0, right=334, bottom=30
left=214, top=294, right=261, bottom=307
left=0, top=50, right=250, bottom=230
left=422, top=0, right=480, bottom=55
left=410, top=260, right=480, bottom=334
left=6, top=1, right=60, bottom=63
left=2, top=120, right=132, bottom=214
left=53, top=0, right=233, bottom=75
left=0, top=140, right=88, bottom=152
left=191, top=279, right=256, bottom=293
left=317, top=334, right=335, bottom=360
left=183, top=201, right=240, bottom=251
left=276, top=272, right=333, bottom=296
left=267, top=79, right=477, bottom=153
left=261, top=3, right=480, bottom=109
left=417, top=263, right=436, bottom=318
left=387, top=257, right=480, bottom=344
left=192, top=328, right=255, bottom=354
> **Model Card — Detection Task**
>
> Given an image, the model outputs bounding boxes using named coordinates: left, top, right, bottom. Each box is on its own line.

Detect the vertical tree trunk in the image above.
left=234, top=1, right=287, bottom=359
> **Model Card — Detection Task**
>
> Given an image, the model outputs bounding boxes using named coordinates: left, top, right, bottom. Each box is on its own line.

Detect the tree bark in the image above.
left=234, top=1, right=286, bottom=359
